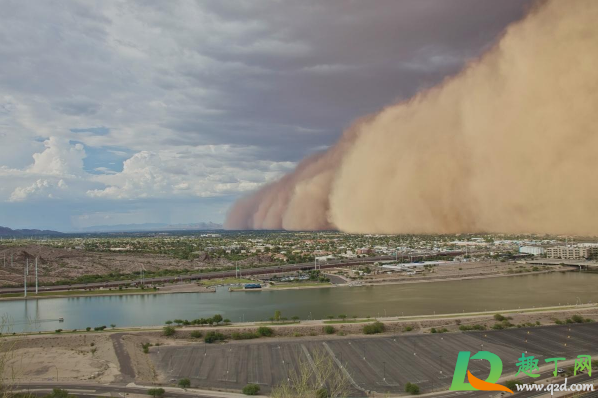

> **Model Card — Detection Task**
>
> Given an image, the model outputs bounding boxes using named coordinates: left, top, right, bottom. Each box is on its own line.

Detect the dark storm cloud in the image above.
left=154, top=0, right=533, bottom=160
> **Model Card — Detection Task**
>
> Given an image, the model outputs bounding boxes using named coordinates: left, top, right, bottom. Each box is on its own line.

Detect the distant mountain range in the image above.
left=0, top=226, right=64, bottom=237
left=75, top=222, right=223, bottom=232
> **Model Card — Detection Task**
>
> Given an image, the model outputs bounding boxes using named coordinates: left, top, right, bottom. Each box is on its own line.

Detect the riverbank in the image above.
left=0, top=283, right=215, bottom=301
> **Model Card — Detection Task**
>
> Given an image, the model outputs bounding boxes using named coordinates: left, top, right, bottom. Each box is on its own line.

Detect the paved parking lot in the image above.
left=151, top=323, right=598, bottom=396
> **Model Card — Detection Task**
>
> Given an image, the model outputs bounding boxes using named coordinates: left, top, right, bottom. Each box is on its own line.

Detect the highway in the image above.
left=14, top=381, right=236, bottom=398
left=0, top=251, right=464, bottom=294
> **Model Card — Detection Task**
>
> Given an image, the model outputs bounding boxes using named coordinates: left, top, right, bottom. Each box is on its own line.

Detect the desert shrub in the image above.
left=141, top=342, right=152, bottom=353
left=363, top=321, right=385, bottom=335
left=147, top=388, right=165, bottom=397
left=190, top=330, right=203, bottom=339
left=204, top=331, right=226, bottom=343
left=405, top=382, right=420, bottom=395
left=323, top=325, right=336, bottom=334
left=403, top=326, right=414, bottom=332
left=242, top=383, right=260, bottom=395
left=571, top=315, right=585, bottom=323
left=163, top=326, right=176, bottom=336
left=257, top=326, right=274, bottom=337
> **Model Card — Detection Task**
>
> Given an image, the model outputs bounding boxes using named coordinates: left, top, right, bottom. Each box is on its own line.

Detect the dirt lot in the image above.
left=2, top=333, right=120, bottom=383
left=331, top=260, right=571, bottom=285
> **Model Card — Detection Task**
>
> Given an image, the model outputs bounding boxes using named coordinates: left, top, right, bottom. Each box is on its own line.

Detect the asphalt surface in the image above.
left=150, top=323, right=598, bottom=396
left=110, top=333, right=136, bottom=381
left=0, top=251, right=464, bottom=294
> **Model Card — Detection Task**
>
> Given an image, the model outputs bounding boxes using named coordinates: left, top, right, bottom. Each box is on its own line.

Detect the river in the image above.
left=1, top=271, right=596, bottom=333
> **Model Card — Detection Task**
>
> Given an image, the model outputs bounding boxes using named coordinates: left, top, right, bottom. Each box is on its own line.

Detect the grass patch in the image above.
left=197, top=278, right=254, bottom=287
left=269, top=282, right=331, bottom=288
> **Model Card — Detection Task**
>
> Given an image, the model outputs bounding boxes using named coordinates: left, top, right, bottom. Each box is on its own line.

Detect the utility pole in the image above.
left=24, top=261, right=27, bottom=298
left=35, top=257, right=38, bottom=294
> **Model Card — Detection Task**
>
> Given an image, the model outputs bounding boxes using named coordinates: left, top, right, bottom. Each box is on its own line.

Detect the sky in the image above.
left=0, top=0, right=531, bottom=231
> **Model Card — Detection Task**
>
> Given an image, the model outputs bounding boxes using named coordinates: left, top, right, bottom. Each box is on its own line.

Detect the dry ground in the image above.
left=2, top=333, right=119, bottom=383
left=0, top=245, right=276, bottom=286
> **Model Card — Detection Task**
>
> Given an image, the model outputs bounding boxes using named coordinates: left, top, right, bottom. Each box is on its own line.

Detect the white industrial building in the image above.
left=519, top=246, right=546, bottom=256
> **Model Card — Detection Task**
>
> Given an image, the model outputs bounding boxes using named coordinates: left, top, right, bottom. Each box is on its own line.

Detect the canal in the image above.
left=1, top=271, right=596, bottom=332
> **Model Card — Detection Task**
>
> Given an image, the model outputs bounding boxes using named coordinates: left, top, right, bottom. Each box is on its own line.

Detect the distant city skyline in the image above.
left=0, top=1, right=531, bottom=230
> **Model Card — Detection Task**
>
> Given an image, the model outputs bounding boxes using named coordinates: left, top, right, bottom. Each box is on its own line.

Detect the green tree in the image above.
left=212, top=314, right=223, bottom=324
left=274, top=310, right=282, bottom=322
left=178, top=378, right=191, bottom=389
left=110, top=324, right=116, bottom=329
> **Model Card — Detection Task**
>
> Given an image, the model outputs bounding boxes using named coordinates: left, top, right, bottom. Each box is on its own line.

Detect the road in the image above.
left=0, top=251, right=464, bottom=294
left=13, top=381, right=239, bottom=398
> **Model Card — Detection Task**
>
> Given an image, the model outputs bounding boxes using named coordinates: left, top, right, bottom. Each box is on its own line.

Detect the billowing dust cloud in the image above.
left=225, top=0, right=598, bottom=235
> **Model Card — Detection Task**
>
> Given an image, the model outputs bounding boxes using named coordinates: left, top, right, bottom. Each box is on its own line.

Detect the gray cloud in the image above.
left=0, top=0, right=532, bottom=229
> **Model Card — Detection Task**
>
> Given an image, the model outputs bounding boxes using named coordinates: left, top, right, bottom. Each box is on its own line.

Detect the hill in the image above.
left=0, top=226, right=63, bottom=237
